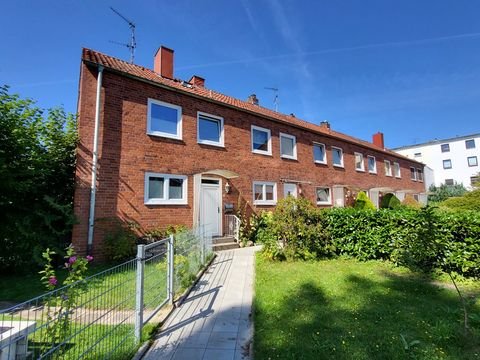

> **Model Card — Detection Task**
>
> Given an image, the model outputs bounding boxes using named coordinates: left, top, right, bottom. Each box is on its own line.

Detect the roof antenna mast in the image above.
left=109, top=6, right=137, bottom=63
left=264, top=87, right=279, bottom=112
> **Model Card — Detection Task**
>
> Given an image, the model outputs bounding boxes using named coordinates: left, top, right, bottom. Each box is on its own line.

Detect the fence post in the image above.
left=134, top=244, right=145, bottom=343
left=167, top=234, right=174, bottom=305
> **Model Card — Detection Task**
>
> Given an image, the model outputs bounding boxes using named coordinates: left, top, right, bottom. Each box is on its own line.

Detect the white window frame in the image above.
left=367, top=155, right=377, bottom=174
left=417, top=168, right=424, bottom=182
left=465, top=139, right=475, bottom=149
left=252, top=181, right=277, bottom=205
left=147, top=99, right=182, bottom=140
left=354, top=152, right=365, bottom=172
left=332, top=146, right=344, bottom=168
left=313, top=142, right=327, bottom=164
left=279, top=132, right=297, bottom=160
left=316, top=187, right=332, bottom=205
left=443, top=159, right=452, bottom=169
left=393, top=162, right=401, bottom=178
left=144, top=172, right=188, bottom=205
left=410, top=167, right=417, bottom=181
left=251, top=125, right=272, bottom=156
left=468, top=156, right=478, bottom=167
left=384, top=160, right=392, bottom=176
left=197, top=111, right=224, bottom=147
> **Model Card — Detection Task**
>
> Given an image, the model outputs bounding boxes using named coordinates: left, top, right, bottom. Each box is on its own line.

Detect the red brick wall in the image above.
left=72, top=63, right=425, bottom=257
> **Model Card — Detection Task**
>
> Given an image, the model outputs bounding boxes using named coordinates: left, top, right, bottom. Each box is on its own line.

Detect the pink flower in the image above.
left=86, top=255, right=93, bottom=262
left=68, top=256, right=77, bottom=264
left=48, top=276, right=58, bottom=286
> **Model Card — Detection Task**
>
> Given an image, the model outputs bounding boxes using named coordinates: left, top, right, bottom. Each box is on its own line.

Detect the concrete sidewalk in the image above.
left=143, top=246, right=258, bottom=360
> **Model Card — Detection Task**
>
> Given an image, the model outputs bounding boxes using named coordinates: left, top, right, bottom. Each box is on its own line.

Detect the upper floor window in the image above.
left=393, top=162, right=401, bottom=178
left=147, top=99, right=182, bottom=140
left=441, top=143, right=450, bottom=153
left=354, top=153, right=364, bottom=172
left=144, top=172, right=187, bottom=205
left=468, top=156, right=478, bottom=167
left=410, top=167, right=417, bottom=181
left=466, top=139, right=476, bottom=149
left=332, top=147, right=344, bottom=167
left=414, top=152, right=422, bottom=158
left=313, top=143, right=326, bottom=164
left=316, top=187, right=331, bottom=205
left=443, top=159, right=452, bottom=169
left=367, top=156, right=376, bottom=174
left=279, top=133, right=297, bottom=160
left=253, top=181, right=277, bottom=205
left=251, top=125, right=272, bottom=155
left=417, top=168, right=424, bottom=182
left=384, top=160, right=392, bottom=176
left=197, top=112, right=224, bottom=146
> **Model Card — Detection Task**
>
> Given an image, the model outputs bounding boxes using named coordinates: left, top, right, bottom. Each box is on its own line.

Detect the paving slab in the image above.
left=143, top=246, right=258, bottom=360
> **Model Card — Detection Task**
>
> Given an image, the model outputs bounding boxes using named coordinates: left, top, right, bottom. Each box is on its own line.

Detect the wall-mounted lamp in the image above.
left=225, top=181, right=231, bottom=194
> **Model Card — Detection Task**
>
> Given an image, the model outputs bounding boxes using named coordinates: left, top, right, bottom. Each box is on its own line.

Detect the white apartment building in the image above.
left=393, top=133, right=480, bottom=189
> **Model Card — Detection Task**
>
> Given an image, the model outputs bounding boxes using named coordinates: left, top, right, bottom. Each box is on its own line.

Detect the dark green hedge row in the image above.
left=255, top=197, right=480, bottom=278
left=324, top=208, right=480, bottom=278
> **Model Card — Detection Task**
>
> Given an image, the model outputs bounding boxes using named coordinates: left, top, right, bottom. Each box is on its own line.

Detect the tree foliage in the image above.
left=428, top=182, right=467, bottom=203
left=440, top=189, right=480, bottom=212
left=354, top=191, right=376, bottom=210
left=380, top=193, right=401, bottom=209
left=0, top=85, right=78, bottom=272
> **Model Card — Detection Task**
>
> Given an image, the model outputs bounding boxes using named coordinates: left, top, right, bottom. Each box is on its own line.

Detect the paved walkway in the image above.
left=143, top=246, right=258, bottom=360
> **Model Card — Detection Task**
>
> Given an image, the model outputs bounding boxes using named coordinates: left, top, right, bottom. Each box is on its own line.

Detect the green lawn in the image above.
left=254, top=256, right=480, bottom=360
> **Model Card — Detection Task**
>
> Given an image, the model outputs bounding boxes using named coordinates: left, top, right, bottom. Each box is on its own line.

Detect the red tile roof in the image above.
left=82, top=48, right=419, bottom=163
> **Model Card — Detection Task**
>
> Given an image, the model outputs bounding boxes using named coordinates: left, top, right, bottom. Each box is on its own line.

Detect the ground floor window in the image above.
left=316, top=187, right=331, bottom=205
left=253, top=181, right=277, bottom=205
left=144, top=172, right=188, bottom=205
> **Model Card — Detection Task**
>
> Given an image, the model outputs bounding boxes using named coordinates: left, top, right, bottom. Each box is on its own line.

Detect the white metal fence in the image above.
left=0, top=227, right=213, bottom=359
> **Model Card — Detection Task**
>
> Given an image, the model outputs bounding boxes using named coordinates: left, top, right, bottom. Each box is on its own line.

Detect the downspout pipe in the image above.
left=87, top=65, right=104, bottom=255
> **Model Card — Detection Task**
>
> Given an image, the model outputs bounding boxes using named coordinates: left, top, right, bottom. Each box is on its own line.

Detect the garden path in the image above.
left=142, top=246, right=258, bottom=360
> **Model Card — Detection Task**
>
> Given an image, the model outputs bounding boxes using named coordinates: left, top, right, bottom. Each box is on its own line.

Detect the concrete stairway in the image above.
left=212, top=236, right=240, bottom=251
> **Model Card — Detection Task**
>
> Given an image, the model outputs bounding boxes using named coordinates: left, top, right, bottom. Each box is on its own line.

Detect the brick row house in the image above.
left=72, top=46, right=426, bottom=257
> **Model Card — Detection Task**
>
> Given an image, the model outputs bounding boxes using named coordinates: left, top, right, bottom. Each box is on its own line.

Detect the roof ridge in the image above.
left=81, top=47, right=420, bottom=163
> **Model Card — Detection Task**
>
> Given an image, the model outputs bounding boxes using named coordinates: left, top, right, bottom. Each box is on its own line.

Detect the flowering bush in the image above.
left=39, top=245, right=92, bottom=353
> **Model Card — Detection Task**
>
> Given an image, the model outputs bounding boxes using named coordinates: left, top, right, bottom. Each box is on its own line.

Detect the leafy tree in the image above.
left=440, top=189, right=480, bottom=211
left=0, top=85, right=78, bottom=272
left=428, top=182, right=467, bottom=203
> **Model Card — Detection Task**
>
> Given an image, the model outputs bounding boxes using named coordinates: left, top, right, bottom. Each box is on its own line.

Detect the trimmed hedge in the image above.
left=257, top=198, right=480, bottom=278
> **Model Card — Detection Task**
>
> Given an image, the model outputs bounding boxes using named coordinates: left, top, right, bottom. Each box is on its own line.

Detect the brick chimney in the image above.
left=320, top=120, right=331, bottom=129
left=247, top=94, right=259, bottom=105
left=154, top=46, right=174, bottom=79
left=189, top=75, right=205, bottom=87
left=372, top=132, right=385, bottom=149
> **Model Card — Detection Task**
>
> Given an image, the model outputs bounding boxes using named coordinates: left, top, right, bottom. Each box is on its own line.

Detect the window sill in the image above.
left=252, top=150, right=272, bottom=156
left=281, top=155, right=297, bottom=160
left=145, top=199, right=188, bottom=205
left=355, top=169, right=365, bottom=172
left=317, top=201, right=331, bottom=206
left=333, top=164, right=344, bottom=168
left=368, top=171, right=377, bottom=175
left=254, top=201, right=277, bottom=206
left=198, top=140, right=225, bottom=148
left=314, top=160, right=327, bottom=165
left=147, top=131, right=182, bottom=141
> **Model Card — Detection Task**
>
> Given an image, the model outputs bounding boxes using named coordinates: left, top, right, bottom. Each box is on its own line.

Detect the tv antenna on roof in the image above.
left=109, top=6, right=137, bottom=63
left=264, top=87, right=279, bottom=112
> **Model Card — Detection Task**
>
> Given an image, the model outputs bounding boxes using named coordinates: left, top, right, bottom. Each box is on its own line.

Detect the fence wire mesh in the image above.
left=0, top=226, right=213, bottom=360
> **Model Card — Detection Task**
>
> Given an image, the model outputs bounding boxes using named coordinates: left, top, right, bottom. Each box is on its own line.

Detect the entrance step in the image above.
left=212, top=236, right=236, bottom=244
left=212, top=236, right=239, bottom=251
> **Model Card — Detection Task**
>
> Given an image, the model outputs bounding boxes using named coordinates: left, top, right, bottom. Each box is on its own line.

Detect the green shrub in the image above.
left=380, top=193, right=401, bottom=209
left=401, top=194, right=422, bottom=209
left=264, top=197, right=333, bottom=261
left=103, top=220, right=138, bottom=261
left=354, top=191, right=376, bottom=210
left=428, top=183, right=467, bottom=202
left=440, top=189, right=480, bottom=211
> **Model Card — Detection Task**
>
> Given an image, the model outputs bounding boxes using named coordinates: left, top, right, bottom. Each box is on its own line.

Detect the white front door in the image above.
left=200, top=180, right=221, bottom=236
left=284, top=183, right=297, bottom=198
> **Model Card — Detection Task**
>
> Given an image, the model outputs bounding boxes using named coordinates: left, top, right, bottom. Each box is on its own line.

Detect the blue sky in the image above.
left=2, top=0, right=479, bottom=148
